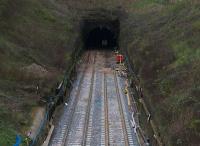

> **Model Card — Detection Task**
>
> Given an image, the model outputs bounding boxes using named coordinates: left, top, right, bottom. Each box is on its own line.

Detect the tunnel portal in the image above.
left=82, top=17, right=120, bottom=49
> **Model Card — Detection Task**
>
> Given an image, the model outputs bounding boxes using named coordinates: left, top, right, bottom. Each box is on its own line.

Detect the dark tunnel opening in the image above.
left=86, top=27, right=117, bottom=49
left=82, top=18, right=120, bottom=50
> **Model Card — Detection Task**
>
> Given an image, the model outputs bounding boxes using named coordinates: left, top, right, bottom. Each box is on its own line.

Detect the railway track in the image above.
left=64, top=52, right=96, bottom=146
left=81, top=53, right=96, bottom=146
left=49, top=50, right=139, bottom=146
left=49, top=51, right=93, bottom=146
left=114, top=71, right=129, bottom=146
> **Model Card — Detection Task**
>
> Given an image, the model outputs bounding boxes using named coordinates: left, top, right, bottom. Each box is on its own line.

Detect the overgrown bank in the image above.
left=121, top=1, right=200, bottom=145
left=0, top=0, right=125, bottom=144
left=0, top=0, right=79, bottom=145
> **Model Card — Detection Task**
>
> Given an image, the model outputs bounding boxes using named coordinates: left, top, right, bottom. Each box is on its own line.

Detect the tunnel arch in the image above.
left=81, top=17, right=120, bottom=50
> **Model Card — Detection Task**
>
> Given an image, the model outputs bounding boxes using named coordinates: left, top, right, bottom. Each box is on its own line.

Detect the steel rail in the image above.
left=114, top=71, right=129, bottom=146
left=103, top=73, right=110, bottom=146
left=81, top=51, right=96, bottom=146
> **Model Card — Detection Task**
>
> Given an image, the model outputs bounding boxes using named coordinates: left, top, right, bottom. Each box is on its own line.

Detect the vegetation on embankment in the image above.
left=121, top=0, right=200, bottom=145
left=0, top=0, right=123, bottom=144
left=0, top=0, right=78, bottom=145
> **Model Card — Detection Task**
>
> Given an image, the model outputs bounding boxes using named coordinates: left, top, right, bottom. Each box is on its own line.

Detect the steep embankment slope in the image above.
left=0, top=0, right=77, bottom=145
left=121, top=0, right=200, bottom=145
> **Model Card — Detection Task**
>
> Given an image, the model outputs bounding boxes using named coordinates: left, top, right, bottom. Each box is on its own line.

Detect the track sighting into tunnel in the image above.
left=49, top=50, right=139, bottom=146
